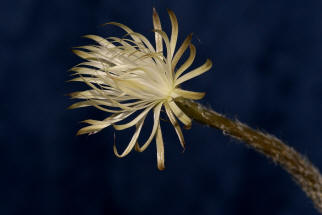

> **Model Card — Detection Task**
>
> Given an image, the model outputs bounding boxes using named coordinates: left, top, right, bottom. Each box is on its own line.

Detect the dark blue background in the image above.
left=2, top=0, right=322, bottom=214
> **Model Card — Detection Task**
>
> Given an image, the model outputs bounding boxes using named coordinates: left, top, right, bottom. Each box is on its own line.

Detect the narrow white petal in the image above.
left=153, top=8, right=163, bottom=53
left=174, top=44, right=196, bottom=80
left=77, top=112, right=133, bottom=135
left=113, top=116, right=145, bottom=158
left=135, top=102, right=163, bottom=152
left=168, top=100, right=192, bottom=127
left=105, top=22, right=143, bottom=44
left=113, top=104, right=155, bottom=130
left=164, top=103, right=185, bottom=149
left=83, top=34, right=115, bottom=48
left=167, top=9, right=178, bottom=59
left=171, top=34, right=192, bottom=71
left=175, top=59, right=212, bottom=86
left=174, top=88, right=205, bottom=100
left=156, top=123, right=165, bottom=170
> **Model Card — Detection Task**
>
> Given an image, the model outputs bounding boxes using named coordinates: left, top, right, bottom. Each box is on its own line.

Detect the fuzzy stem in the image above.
left=175, top=97, right=322, bottom=213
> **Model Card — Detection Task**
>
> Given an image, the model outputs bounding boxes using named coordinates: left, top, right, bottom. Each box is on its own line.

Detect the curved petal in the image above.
left=156, top=123, right=165, bottom=170
left=72, top=49, right=93, bottom=60
left=68, top=90, right=109, bottom=100
left=175, top=59, right=212, bottom=86
left=69, top=77, right=106, bottom=85
left=83, top=34, right=115, bottom=48
left=68, top=101, right=123, bottom=113
left=88, top=100, right=129, bottom=113
left=164, top=103, right=185, bottom=149
left=167, top=9, right=178, bottom=59
left=113, top=116, right=146, bottom=158
left=174, top=88, right=205, bottom=100
left=76, top=112, right=133, bottom=135
left=126, top=32, right=156, bottom=53
left=113, top=104, right=154, bottom=130
left=152, top=30, right=170, bottom=59
left=72, top=61, right=108, bottom=70
left=171, top=34, right=192, bottom=72
left=78, top=75, right=137, bottom=110
left=69, top=66, right=106, bottom=77
left=108, top=37, right=155, bottom=65
left=174, top=44, right=196, bottom=80
left=76, top=124, right=108, bottom=135
left=168, top=100, right=192, bottom=127
left=135, top=102, right=163, bottom=152
left=153, top=8, right=163, bottom=53
left=152, top=29, right=172, bottom=79
left=105, top=22, right=142, bottom=44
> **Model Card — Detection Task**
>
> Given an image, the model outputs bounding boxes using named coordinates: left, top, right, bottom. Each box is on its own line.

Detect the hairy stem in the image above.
left=175, top=97, right=322, bottom=213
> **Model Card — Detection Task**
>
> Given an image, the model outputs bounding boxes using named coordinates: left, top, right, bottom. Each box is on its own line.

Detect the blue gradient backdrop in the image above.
left=1, top=0, right=322, bottom=215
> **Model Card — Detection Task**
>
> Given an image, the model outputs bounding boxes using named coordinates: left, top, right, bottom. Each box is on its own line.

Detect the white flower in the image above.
left=69, top=8, right=212, bottom=170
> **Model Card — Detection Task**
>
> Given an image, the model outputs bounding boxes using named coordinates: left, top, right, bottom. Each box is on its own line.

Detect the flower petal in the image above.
left=175, top=59, right=212, bottom=86
left=167, top=9, right=178, bottom=59
left=164, top=103, right=185, bottom=149
left=105, top=22, right=141, bottom=43
left=69, top=66, right=106, bottom=76
left=95, top=103, right=126, bottom=113
left=171, top=34, right=192, bottom=72
left=77, top=75, right=138, bottom=110
left=125, top=32, right=156, bottom=53
left=76, top=124, right=109, bottom=135
left=106, top=21, right=156, bottom=53
left=113, top=104, right=154, bottom=130
left=152, top=29, right=172, bottom=79
left=174, top=88, right=205, bottom=100
left=68, top=77, right=106, bottom=85
left=168, top=100, right=192, bottom=127
left=83, top=34, right=115, bottom=48
left=113, top=116, right=146, bottom=158
left=73, top=61, right=106, bottom=70
left=69, top=90, right=109, bottom=100
left=108, top=37, right=155, bottom=65
left=174, top=44, right=196, bottom=80
left=76, top=112, right=133, bottom=135
left=72, top=49, right=93, bottom=60
left=135, top=102, right=163, bottom=152
left=156, top=123, right=165, bottom=170
left=152, top=8, right=163, bottom=53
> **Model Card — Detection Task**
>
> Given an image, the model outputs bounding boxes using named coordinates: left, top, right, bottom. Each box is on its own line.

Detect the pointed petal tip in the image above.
left=101, top=22, right=117, bottom=27
left=166, top=8, right=174, bottom=14
left=66, top=104, right=74, bottom=110
left=181, top=149, right=186, bottom=154
left=76, top=130, right=83, bottom=136
left=82, top=34, right=93, bottom=39
left=134, top=142, right=140, bottom=152
left=181, top=141, right=186, bottom=150
left=153, top=8, right=160, bottom=19
left=113, top=144, right=121, bottom=158
left=157, top=165, right=165, bottom=171
left=80, top=120, right=90, bottom=124
left=103, top=21, right=119, bottom=26
left=67, top=67, right=77, bottom=73
left=64, top=92, right=72, bottom=98
left=184, top=123, right=192, bottom=130
left=157, top=160, right=165, bottom=171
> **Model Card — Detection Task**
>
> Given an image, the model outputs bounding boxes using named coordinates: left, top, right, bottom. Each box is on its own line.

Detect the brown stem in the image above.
left=175, top=97, right=322, bottom=213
